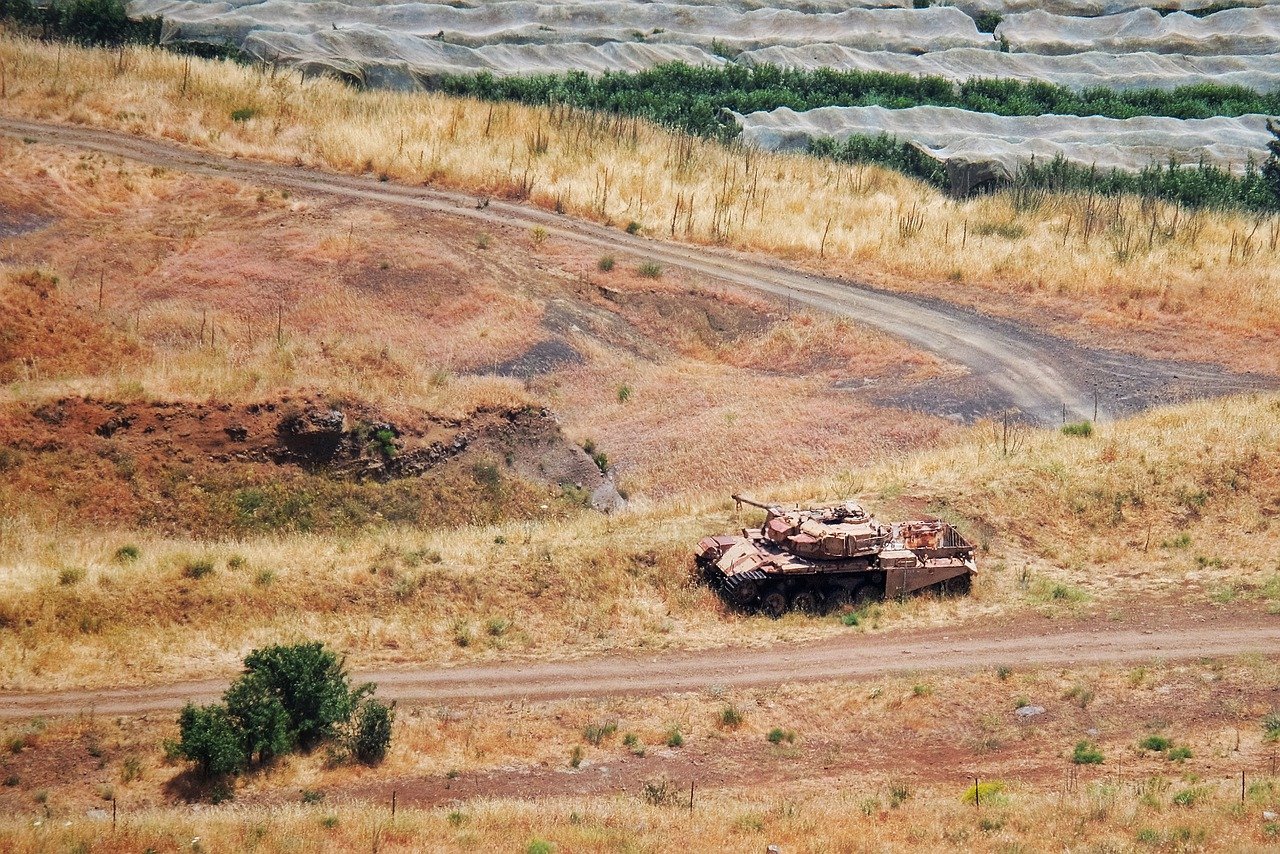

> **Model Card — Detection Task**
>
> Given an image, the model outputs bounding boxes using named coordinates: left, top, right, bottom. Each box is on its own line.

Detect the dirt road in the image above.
left=4, top=612, right=1278, bottom=720
left=1, top=117, right=1269, bottom=425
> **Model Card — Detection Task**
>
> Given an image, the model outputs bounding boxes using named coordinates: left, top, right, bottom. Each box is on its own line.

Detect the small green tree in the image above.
left=1265, top=119, right=1280, bottom=205
left=224, top=672, right=293, bottom=764
left=241, top=642, right=360, bottom=749
left=349, top=698, right=395, bottom=765
left=177, top=703, right=246, bottom=778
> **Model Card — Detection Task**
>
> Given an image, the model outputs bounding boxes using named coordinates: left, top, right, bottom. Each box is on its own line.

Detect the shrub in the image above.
left=254, top=568, right=276, bottom=587
left=1172, top=786, right=1209, bottom=807
left=616, top=384, right=632, bottom=403
left=1264, top=711, right=1280, bottom=741
left=1167, top=745, right=1193, bottom=762
left=996, top=665, right=1012, bottom=680
left=240, top=642, right=362, bottom=749
left=767, top=727, right=795, bottom=745
left=1061, top=421, right=1094, bottom=437
left=527, top=839, right=555, bottom=854
left=642, top=777, right=681, bottom=806
left=841, top=611, right=860, bottom=626
left=3, top=775, right=18, bottom=787
left=530, top=226, right=548, bottom=245
left=974, top=11, right=1002, bottom=33
left=486, top=617, right=509, bottom=637
left=119, top=756, right=142, bottom=783
left=224, top=671, right=292, bottom=764
left=58, top=567, right=85, bottom=586
left=665, top=726, right=684, bottom=748
left=183, top=558, right=215, bottom=579
left=301, top=788, right=324, bottom=804
left=1073, top=740, right=1105, bottom=765
left=569, top=745, right=584, bottom=768
left=961, top=780, right=1005, bottom=804
left=1139, top=735, right=1171, bottom=752
left=597, top=255, right=615, bottom=271
left=637, top=261, right=663, bottom=278
left=112, top=544, right=141, bottom=563
left=625, top=221, right=642, bottom=234
left=719, top=705, right=745, bottom=729
left=583, top=721, right=617, bottom=746
left=230, top=107, right=257, bottom=122
left=176, top=703, right=246, bottom=778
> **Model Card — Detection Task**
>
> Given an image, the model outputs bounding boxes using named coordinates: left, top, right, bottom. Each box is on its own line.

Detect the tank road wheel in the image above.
left=760, top=590, right=788, bottom=620
left=790, top=589, right=822, bottom=615
left=732, top=578, right=760, bottom=606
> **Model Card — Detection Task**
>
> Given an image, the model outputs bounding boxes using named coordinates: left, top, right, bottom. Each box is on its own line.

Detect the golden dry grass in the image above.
left=1, top=391, right=1276, bottom=690
left=0, top=138, right=959, bottom=505
left=0, top=34, right=1276, bottom=372
left=4, top=660, right=1280, bottom=851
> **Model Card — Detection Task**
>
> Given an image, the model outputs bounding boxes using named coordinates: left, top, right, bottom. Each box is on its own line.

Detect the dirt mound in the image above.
left=0, top=394, right=613, bottom=533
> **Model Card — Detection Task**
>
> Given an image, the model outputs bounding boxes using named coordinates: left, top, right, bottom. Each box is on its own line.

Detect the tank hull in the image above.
left=696, top=502, right=976, bottom=617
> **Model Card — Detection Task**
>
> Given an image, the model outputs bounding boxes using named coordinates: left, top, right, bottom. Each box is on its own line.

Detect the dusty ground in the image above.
left=1, top=119, right=1273, bottom=432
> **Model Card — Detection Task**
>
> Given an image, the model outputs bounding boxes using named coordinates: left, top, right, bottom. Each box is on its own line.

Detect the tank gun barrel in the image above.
left=732, top=494, right=777, bottom=511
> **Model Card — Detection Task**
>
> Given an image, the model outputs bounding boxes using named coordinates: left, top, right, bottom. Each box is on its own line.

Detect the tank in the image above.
left=696, top=494, right=977, bottom=618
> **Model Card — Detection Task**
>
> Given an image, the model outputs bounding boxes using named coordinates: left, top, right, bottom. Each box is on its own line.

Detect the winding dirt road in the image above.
left=3, top=117, right=1268, bottom=424
left=3, top=611, right=1278, bottom=719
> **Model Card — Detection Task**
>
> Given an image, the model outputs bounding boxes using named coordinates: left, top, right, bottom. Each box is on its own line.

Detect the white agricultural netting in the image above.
left=737, top=46, right=1280, bottom=92
left=136, top=2, right=993, bottom=53
left=241, top=26, right=725, bottom=86
left=997, top=7, right=1280, bottom=55
left=736, top=105, right=1272, bottom=175
left=948, top=0, right=1279, bottom=15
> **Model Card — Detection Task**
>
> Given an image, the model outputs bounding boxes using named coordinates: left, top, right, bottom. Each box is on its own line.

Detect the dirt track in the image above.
left=1, top=117, right=1270, bottom=425
left=4, top=610, right=1278, bottom=720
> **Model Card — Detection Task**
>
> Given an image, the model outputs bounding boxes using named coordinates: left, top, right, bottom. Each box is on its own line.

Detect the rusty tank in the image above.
left=696, top=494, right=976, bottom=618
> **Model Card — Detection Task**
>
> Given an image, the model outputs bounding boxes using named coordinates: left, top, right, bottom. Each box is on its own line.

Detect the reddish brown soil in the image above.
left=0, top=394, right=604, bottom=533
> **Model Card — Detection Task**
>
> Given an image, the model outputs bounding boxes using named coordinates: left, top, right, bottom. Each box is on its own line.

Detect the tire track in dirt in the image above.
left=8, top=117, right=1269, bottom=425
left=4, top=614, right=1278, bottom=719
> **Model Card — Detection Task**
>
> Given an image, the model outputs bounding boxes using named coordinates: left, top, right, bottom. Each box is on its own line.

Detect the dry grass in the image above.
left=1, top=392, right=1276, bottom=690
left=0, top=139, right=959, bottom=506
left=0, top=34, right=1276, bottom=372
left=4, top=660, right=1280, bottom=851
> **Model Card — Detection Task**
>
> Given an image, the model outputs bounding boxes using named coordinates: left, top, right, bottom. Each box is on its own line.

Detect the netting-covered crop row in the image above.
left=737, top=47, right=1280, bottom=92
left=738, top=104, right=1270, bottom=175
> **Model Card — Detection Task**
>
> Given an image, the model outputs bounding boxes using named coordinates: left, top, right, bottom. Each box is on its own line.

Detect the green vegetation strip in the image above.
left=440, top=63, right=1280, bottom=141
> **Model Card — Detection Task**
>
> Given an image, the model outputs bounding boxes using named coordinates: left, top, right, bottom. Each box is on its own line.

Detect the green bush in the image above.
left=224, top=672, right=292, bottom=764
left=767, top=727, right=795, bottom=744
left=583, top=721, right=617, bottom=746
left=1072, top=740, right=1105, bottom=765
left=112, top=544, right=141, bottom=563
left=241, top=642, right=360, bottom=748
left=1, top=0, right=161, bottom=45
left=1139, top=735, right=1171, bottom=752
left=665, top=727, right=684, bottom=748
left=1166, top=745, right=1193, bottom=762
left=173, top=643, right=391, bottom=783
left=719, top=705, right=745, bottom=729
left=1061, top=421, right=1094, bottom=438
left=637, top=261, right=663, bottom=278
left=183, top=558, right=215, bottom=579
left=597, top=255, right=615, bottom=272
left=349, top=699, right=394, bottom=765
left=176, top=703, right=246, bottom=778
left=1264, top=711, right=1280, bottom=741
left=973, top=12, right=1002, bottom=33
